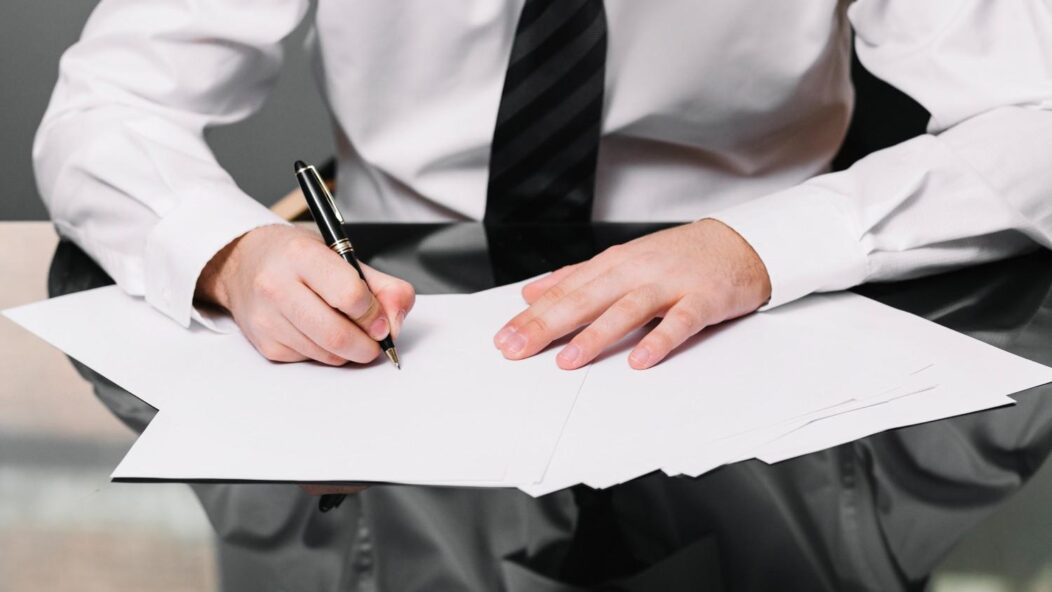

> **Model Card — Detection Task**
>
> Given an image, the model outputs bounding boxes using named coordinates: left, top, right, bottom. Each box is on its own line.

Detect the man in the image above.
left=34, top=0, right=1052, bottom=589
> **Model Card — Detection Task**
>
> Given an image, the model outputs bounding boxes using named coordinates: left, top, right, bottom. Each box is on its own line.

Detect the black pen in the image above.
left=294, top=159, right=400, bottom=370
left=295, top=160, right=396, bottom=514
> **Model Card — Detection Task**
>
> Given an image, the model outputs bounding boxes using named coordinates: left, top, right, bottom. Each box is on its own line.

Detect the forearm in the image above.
left=33, top=0, right=306, bottom=326
left=713, top=1, right=1052, bottom=308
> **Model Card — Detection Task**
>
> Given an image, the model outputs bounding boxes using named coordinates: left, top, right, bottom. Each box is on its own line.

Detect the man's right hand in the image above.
left=195, top=225, right=415, bottom=366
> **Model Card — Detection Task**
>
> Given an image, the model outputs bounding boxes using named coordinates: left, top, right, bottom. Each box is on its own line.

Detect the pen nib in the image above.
left=385, top=348, right=401, bottom=370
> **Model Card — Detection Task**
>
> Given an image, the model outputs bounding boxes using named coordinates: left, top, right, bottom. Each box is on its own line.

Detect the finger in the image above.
left=251, top=339, right=309, bottom=364
left=301, top=484, right=369, bottom=496
left=629, top=294, right=717, bottom=370
left=282, top=283, right=381, bottom=363
left=497, top=268, right=635, bottom=361
left=555, top=284, right=667, bottom=370
left=493, top=257, right=618, bottom=351
left=273, top=313, right=348, bottom=366
left=361, top=264, right=416, bottom=339
left=299, top=253, right=391, bottom=342
left=522, top=264, right=580, bottom=304
left=506, top=242, right=632, bottom=325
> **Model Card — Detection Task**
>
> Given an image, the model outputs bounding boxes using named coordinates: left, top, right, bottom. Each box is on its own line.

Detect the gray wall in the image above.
left=0, top=0, right=332, bottom=221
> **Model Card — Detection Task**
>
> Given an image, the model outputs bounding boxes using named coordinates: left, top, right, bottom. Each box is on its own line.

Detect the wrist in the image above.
left=696, top=218, right=772, bottom=309
left=195, top=233, right=246, bottom=310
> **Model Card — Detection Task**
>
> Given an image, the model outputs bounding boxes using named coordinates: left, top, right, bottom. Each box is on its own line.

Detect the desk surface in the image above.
left=47, top=223, right=1052, bottom=591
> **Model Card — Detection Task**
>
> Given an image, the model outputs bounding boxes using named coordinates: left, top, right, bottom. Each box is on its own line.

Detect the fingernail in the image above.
left=504, top=331, right=527, bottom=356
left=369, top=317, right=389, bottom=340
left=629, top=346, right=651, bottom=368
left=557, top=344, right=581, bottom=367
left=494, top=326, right=517, bottom=348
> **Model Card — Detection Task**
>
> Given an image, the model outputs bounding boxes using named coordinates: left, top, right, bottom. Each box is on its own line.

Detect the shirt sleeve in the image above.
left=711, top=0, right=1052, bottom=308
left=33, top=0, right=309, bottom=327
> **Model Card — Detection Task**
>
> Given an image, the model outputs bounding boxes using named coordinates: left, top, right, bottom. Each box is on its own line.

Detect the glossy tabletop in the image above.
left=48, top=223, right=1052, bottom=591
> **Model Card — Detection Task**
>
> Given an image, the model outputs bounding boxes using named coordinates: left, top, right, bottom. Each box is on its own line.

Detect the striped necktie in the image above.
left=484, top=0, right=608, bottom=224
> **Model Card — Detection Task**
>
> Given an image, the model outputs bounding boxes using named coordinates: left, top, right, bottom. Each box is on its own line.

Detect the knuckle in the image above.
left=252, top=274, right=281, bottom=300
left=541, top=283, right=568, bottom=305
left=344, top=284, right=374, bottom=318
left=668, top=308, right=700, bottom=334
left=252, top=314, right=275, bottom=335
left=572, top=328, right=603, bottom=354
left=258, top=342, right=288, bottom=362
left=347, top=344, right=380, bottom=364
left=611, top=297, right=643, bottom=319
left=321, top=329, right=351, bottom=353
left=395, top=278, right=415, bottom=297
left=335, top=282, right=365, bottom=312
left=636, top=250, right=662, bottom=268
left=353, top=297, right=380, bottom=324
left=287, top=236, right=317, bottom=256
left=556, top=263, right=579, bottom=277
left=614, top=292, right=643, bottom=319
left=525, top=316, right=551, bottom=338
left=602, top=244, right=626, bottom=260
left=321, top=354, right=348, bottom=367
left=647, top=330, right=674, bottom=354
left=565, top=287, right=592, bottom=310
left=612, top=285, right=659, bottom=319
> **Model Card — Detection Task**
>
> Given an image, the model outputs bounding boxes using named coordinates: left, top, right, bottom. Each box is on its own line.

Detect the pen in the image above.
left=294, top=159, right=400, bottom=370
left=295, top=160, right=396, bottom=514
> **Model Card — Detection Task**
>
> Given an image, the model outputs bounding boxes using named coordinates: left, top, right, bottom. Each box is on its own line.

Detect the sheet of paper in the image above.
left=749, top=305, right=1052, bottom=464
left=520, top=294, right=934, bottom=496
left=6, top=283, right=585, bottom=485
left=521, top=294, right=1052, bottom=496
left=7, top=281, right=1052, bottom=495
left=660, top=366, right=942, bottom=479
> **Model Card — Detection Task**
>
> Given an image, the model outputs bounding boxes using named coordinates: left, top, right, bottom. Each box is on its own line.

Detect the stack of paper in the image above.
left=6, top=279, right=1051, bottom=495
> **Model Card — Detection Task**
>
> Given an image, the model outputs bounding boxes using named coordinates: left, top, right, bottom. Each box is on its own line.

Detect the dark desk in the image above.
left=50, top=223, right=1052, bottom=591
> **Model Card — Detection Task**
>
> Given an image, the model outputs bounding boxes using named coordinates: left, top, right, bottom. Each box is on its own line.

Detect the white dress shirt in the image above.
left=34, top=0, right=1052, bottom=328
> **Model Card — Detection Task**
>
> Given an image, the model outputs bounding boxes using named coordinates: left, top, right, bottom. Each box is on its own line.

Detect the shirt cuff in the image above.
left=143, top=185, right=289, bottom=327
left=709, top=184, right=870, bottom=309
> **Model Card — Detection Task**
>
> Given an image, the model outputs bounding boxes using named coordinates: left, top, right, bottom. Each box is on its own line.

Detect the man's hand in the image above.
left=494, top=219, right=771, bottom=370
left=196, top=225, right=415, bottom=365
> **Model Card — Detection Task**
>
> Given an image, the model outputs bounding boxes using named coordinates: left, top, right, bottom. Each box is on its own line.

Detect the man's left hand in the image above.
left=493, top=219, right=772, bottom=370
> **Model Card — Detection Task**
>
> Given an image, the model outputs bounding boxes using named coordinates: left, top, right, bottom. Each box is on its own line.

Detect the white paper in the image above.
left=6, top=284, right=1051, bottom=495
left=659, top=366, right=942, bottom=480
left=750, top=300, right=1052, bottom=465
left=6, top=284, right=585, bottom=485
left=521, top=294, right=933, bottom=495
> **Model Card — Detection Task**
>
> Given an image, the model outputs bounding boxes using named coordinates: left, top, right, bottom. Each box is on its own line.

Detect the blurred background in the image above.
left=1, top=1, right=1050, bottom=591
left=0, top=0, right=333, bottom=221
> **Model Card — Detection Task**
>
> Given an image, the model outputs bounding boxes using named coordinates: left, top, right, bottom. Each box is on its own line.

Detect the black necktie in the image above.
left=484, top=0, right=608, bottom=224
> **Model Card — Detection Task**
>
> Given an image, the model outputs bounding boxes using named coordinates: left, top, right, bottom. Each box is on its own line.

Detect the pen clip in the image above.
left=305, top=164, right=344, bottom=224
left=321, top=182, right=345, bottom=224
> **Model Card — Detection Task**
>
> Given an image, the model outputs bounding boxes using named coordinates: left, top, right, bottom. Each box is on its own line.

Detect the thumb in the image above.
left=362, top=264, right=416, bottom=339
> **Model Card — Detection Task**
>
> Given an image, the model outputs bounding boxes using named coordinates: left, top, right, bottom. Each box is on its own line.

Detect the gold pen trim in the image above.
left=330, top=238, right=355, bottom=256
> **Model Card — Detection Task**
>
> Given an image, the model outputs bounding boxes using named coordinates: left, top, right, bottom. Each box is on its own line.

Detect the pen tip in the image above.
left=293, top=160, right=307, bottom=172
left=385, top=348, right=400, bottom=369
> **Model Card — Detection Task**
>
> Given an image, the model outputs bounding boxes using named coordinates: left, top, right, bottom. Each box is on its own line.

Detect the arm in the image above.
left=497, top=0, right=1052, bottom=369
left=33, top=0, right=306, bottom=326
left=34, top=0, right=414, bottom=364
left=713, top=0, right=1052, bottom=307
